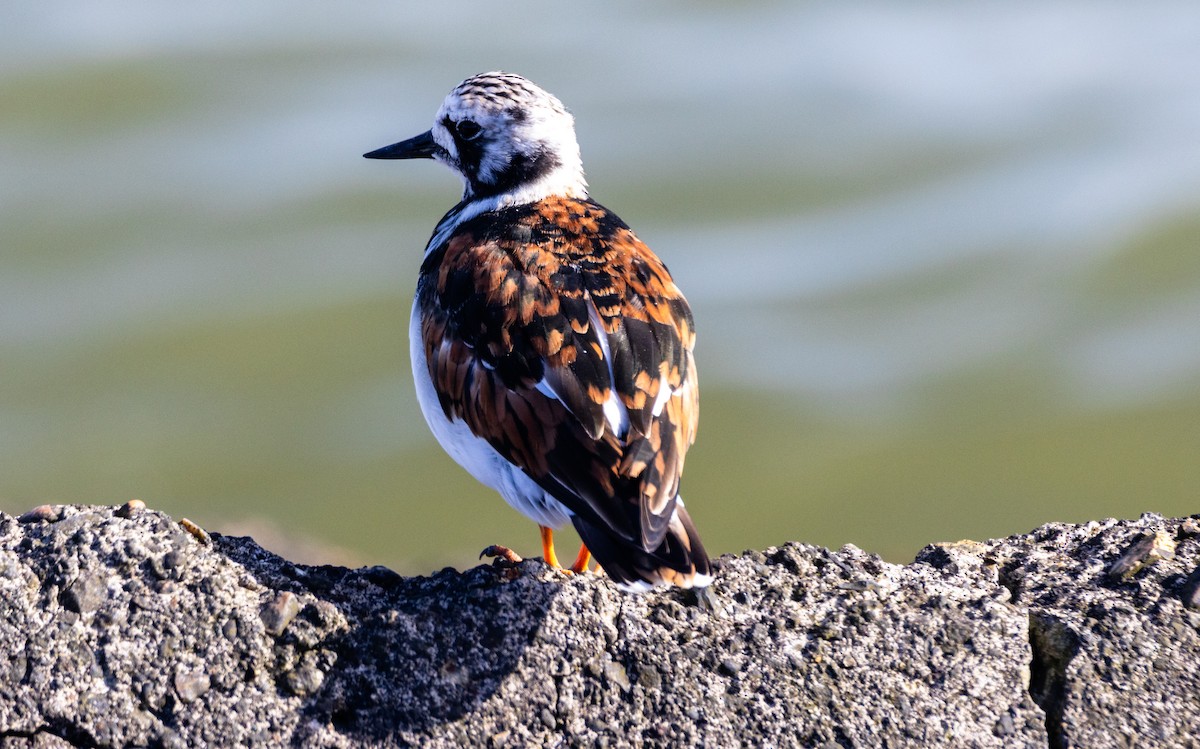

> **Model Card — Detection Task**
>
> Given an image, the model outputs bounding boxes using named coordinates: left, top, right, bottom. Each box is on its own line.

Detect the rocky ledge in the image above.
left=1, top=505, right=1198, bottom=748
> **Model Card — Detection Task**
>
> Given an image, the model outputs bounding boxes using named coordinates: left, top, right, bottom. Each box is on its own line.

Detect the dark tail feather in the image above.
left=573, top=503, right=712, bottom=591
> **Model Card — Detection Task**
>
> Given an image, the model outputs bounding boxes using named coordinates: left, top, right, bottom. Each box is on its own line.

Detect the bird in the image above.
left=364, top=72, right=712, bottom=592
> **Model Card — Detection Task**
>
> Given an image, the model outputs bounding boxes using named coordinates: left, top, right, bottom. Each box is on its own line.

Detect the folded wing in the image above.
left=417, top=197, right=701, bottom=566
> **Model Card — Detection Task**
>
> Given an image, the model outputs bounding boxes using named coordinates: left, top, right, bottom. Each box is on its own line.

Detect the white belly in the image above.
left=409, top=301, right=572, bottom=529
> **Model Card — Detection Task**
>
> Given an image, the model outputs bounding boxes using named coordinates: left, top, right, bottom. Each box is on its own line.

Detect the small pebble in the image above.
left=994, top=713, right=1015, bottom=737
left=637, top=665, right=662, bottom=690
left=719, top=657, right=744, bottom=676
left=115, top=499, right=146, bottom=518
left=261, top=591, right=304, bottom=636
left=61, top=572, right=108, bottom=615
left=286, top=663, right=325, bottom=696
left=695, top=586, right=723, bottom=616
left=603, top=660, right=631, bottom=692
left=17, top=505, right=61, bottom=524
left=1108, top=531, right=1175, bottom=581
left=173, top=670, right=211, bottom=703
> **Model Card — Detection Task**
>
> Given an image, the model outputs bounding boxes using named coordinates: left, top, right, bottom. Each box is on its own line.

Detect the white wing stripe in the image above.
left=587, top=300, right=630, bottom=437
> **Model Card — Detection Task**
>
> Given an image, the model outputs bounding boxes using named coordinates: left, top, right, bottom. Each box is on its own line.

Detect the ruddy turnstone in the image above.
left=365, top=72, right=712, bottom=591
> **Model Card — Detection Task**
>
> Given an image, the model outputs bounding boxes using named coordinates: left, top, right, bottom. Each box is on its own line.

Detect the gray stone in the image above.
left=260, top=590, right=303, bottom=636
left=0, top=505, right=1198, bottom=747
left=59, top=571, right=107, bottom=615
left=173, top=669, right=211, bottom=703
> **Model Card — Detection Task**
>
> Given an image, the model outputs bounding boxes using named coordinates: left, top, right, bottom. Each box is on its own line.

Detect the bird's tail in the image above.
left=573, top=501, right=712, bottom=592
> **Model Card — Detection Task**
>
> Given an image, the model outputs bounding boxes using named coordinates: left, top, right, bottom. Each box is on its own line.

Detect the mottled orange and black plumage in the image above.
left=366, top=72, right=711, bottom=590
left=417, top=196, right=707, bottom=587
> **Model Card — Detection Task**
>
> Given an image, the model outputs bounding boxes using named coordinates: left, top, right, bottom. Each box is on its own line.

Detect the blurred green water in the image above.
left=3, top=3, right=1199, bottom=573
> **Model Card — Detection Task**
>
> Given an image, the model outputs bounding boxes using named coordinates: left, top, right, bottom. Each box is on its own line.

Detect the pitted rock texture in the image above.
left=0, top=505, right=1197, bottom=748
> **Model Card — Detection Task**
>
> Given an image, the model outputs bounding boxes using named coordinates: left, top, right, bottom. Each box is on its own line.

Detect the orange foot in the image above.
left=479, top=544, right=523, bottom=564
left=541, top=525, right=592, bottom=574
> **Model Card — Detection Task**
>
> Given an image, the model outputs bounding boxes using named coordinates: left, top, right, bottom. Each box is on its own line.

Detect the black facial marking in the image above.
left=442, top=115, right=485, bottom=181
left=471, top=147, right=561, bottom=199
left=440, top=74, right=574, bottom=199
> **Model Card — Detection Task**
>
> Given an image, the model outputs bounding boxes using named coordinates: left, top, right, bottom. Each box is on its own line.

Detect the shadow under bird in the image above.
left=365, top=72, right=711, bottom=591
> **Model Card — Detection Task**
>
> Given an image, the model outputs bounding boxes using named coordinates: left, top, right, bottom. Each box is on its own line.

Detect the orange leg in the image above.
left=539, top=525, right=562, bottom=569
left=569, top=543, right=592, bottom=574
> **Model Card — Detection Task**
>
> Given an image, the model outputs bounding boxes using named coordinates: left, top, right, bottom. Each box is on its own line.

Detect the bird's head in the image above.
left=365, top=72, right=588, bottom=204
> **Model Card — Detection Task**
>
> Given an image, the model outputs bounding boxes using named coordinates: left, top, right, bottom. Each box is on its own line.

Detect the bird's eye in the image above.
left=455, top=120, right=482, bottom=140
